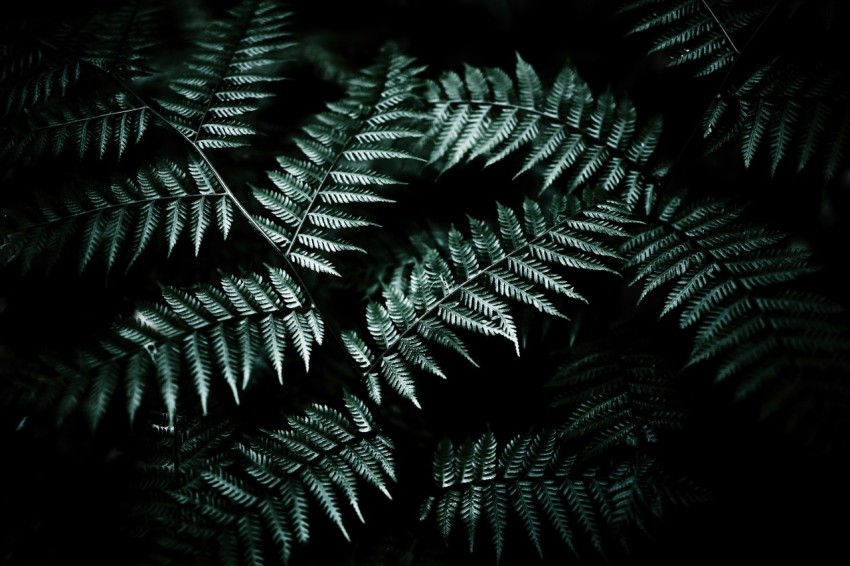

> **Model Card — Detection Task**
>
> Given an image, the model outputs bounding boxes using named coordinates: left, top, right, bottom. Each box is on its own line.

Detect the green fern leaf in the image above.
left=347, top=197, right=631, bottom=406
left=623, top=196, right=850, bottom=403
left=65, top=0, right=162, bottom=78
left=620, top=0, right=773, bottom=78
left=426, top=56, right=663, bottom=198
left=0, top=40, right=81, bottom=119
left=704, top=59, right=850, bottom=178
left=547, top=339, right=688, bottom=461
left=157, top=0, right=294, bottom=148
left=1, top=91, right=148, bottom=164
left=132, top=393, right=393, bottom=564
left=421, top=430, right=704, bottom=560
left=37, top=266, right=320, bottom=425
left=253, top=44, right=428, bottom=277
left=0, top=157, right=232, bottom=273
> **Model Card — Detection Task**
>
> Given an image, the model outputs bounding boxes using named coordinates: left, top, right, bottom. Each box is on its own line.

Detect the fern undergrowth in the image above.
left=2, top=1, right=849, bottom=564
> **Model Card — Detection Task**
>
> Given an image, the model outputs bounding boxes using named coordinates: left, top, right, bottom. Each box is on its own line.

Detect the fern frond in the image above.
left=426, top=56, right=663, bottom=196
left=0, top=91, right=148, bottom=163
left=344, top=197, right=633, bottom=407
left=547, top=339, right=688, bottom=461
left=689, top=289, right=850, bottom=401
left=0, top=157, right=232, bottom=273
left=133, top=393, right=393, bottom=565
left=704, top=58, right=850, bottom=179
left=37, top=266, right=322, bottom=426
left=157, top=0, right=294, bottom=148
left=68, top=0, right=162, bottom=78
left=0, top=40, right=81, bottom=119
left=619, top=0, right=774, bottom=78
left=253, top=43, right=428, bottom=276
left=420, top=430, right=706, bottom=561
left=623, top=197, right=850, bottom=401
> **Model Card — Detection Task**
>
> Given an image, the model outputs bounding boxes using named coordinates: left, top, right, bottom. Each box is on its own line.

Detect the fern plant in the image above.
left=2, top=1, right=849, bottom=565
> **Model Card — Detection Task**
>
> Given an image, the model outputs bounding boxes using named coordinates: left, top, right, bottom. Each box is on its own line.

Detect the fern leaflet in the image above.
left=704, top=58, right=850, bottom=179
left=157, top=0, right=294, bottom=149
left=1, top=157, right=233, bottom=273
left=36, top=266, right=323, bottom=426
left=623, top=196, right=850, bottom=402
left=343, top=197, right=632, bottom=407
left=0, top=36, right=82, bottom=119
left=65, top=0, right=162, bottom=78
left=425, top=55, right=664, bottom=197
left=132, top=393, right=394, bottom=565
left=419, top=430, right=706, bottom=561
left=252, top=43, right=428, bottom=277
left=0, top=91, right=148, bottom=163
left=546, top=339, right=688, bottom=461
left=619, top=0, right=774, bottom=77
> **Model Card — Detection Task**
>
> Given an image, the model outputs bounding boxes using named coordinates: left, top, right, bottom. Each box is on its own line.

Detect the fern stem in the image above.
left=440, top=99, right=664, bottom=183
left=699, top=0, right=739, bottom=54
left=659, top=1, right=780, bottom=192
left=29, top=106, right=144, bottom=131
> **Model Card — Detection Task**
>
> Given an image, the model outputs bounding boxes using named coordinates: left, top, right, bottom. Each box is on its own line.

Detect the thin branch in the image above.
left=700, top=0, right=739, bottom=54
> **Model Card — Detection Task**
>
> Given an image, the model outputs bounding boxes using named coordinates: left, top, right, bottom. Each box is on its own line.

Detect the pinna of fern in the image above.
left=545, top=338, right=689, bottom=463
left=156, top=0, right=295, bottom=149
left=618, top=0, right=775, bottom=78
left=704, top=57, right=850, bottom=179
left=0, top=156, right=233, bottom=274
left=622, top=195, right=850, bottom=409
left=419, top=429, right=707, bottom=562
left=251, top=43, right=429, bottom=277
left=425, top=55, right=665, bottom=202
left=2, top=0, right=298, bottom=274
left=0, top=1, right=164, bottom=163
left=29, top=265, right=323, bottom=427
left=53, top=0, right=163, bottom=79
left=0, top=0, right=159, bottom=120
left=130, top=392, right=394, bottom=565
left=343, top=196, right=635, bottom=408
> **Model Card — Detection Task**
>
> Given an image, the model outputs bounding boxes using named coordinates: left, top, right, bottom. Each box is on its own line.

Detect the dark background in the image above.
left=2, top=0, right=849, bottom=564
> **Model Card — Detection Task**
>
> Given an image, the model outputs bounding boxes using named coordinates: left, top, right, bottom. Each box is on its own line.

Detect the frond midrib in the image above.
left=5, top=189, right=226, bottom=234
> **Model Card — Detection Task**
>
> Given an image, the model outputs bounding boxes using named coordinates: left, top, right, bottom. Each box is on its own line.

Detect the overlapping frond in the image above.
left=343, top=197, right=633, bottom=407
left=0, top=37, right=81, bottom=119
left=425, top=55, right=665, bottom=197
left=157, top=0, right=294, bottom=148
left=1, top=157, right=233, bottom=273
left=252, top=44, right=428, bottom=276
left=704, top=58, right=850, bottom=179
left=419, top=430, right=706, bottom=561
left=619, top=0, right=774, bottom=78
left=38, top=266, right=323, bottom=426
left=0, top=91, right=149, bottom=163
left=547, top=340, right=688, bottom=461
left=66, top=0, right=162, bottom=78
left=622, top=197, right=850, bottom=401
left=133, top=393, right=394, bottom=565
